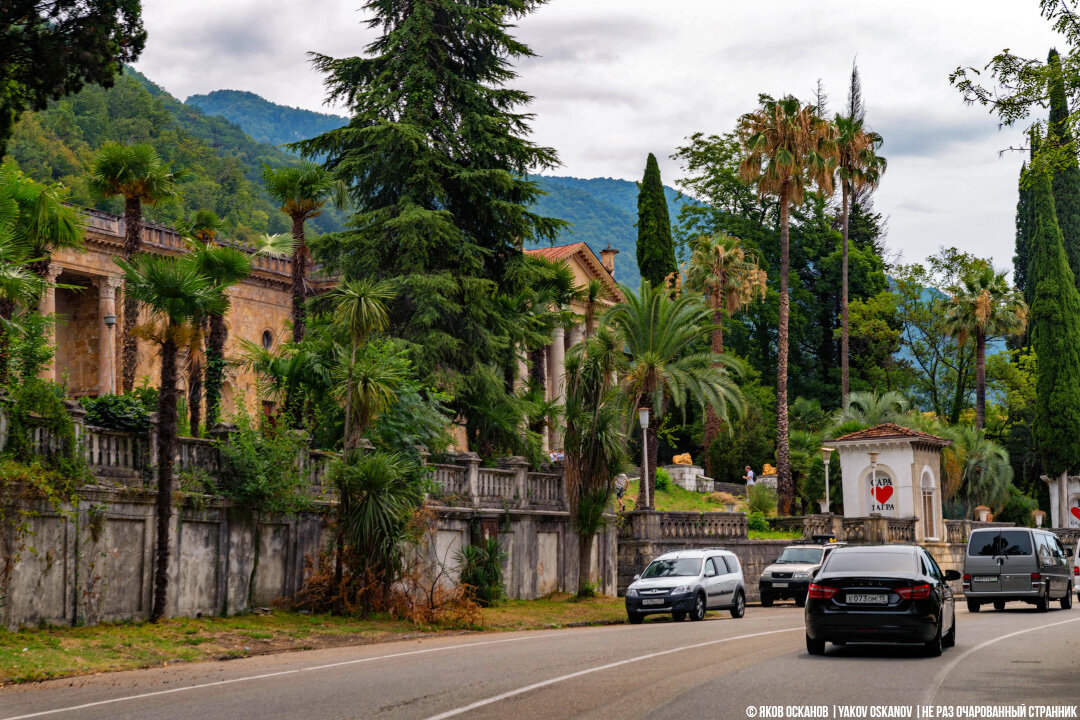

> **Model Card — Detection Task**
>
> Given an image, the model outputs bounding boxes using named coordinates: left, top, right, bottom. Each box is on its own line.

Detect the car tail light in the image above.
left=1031, top=573, right=1041, bottom=581
left=962, top=573, right=971, bottom=582
left=808, top=583, right=837, bottom=599
left=1074, top=566, right=1078, bottom=577
left=895, top=584, right=932, bottom=600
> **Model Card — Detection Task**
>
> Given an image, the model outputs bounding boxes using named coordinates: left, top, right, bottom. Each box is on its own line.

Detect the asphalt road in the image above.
left=2, top=602, right=1078, bottom=720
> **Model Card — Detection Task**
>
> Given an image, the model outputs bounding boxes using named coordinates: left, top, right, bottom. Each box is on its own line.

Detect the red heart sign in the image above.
left=1070, top=506, right=1080, bottom=521
left=873, top=486, right=893, bottom=504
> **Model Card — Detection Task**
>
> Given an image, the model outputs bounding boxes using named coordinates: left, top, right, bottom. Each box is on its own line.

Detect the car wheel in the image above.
left=628, top=612, right=644, bottom=625
left=672, top=611, right=687, bottom=622
left=731, top=590, right=746, bottom=619
left=760, top=593, right=773, bottom=608
left=1036, top=588, right=1050, bottom=613
left=924, top=620, right=944, bottom=657
left=966, top=599, right=981, bottom=613
left=806, top=633, right=825, bottom=656
left=943, top=615, right=956, bottom=648
left=795, top=594, right=806, bottom=608
left=993, top=600, right=1006, bottom=611
left=690, top=593, right=707, bottom=621
left=1062, top=584, right=1074, bottom=610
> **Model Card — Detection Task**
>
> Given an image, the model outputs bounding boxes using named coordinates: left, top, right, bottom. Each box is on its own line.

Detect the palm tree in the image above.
left=957, top=425, right=1012, bottom=516
left=738, top=94, right=836, bottom=514
left=0, top=235, right=44, bottom=384
left=262, top=161, right=346, bottom=343
left=88, top=143, right=182, bottom=393
left=579, top=278, right=609, bottom=338
left=114, top=253, right=225, bottom=622
left=833, top=115, right=886, bottom=404
left=944, top=266, right=1028, bottom=429
left=604, top=280, right=745, bottom=509
left=685, top=232, right=767, bottom=459
left=834, top=390, right=911, bottom=427
left=0, top=163, right=84, bottom=276
left=564, top=326, right=626, bottom=595
left=330, top=277, right=397, bottom=458
left=187, top=239, right=252, bottom=434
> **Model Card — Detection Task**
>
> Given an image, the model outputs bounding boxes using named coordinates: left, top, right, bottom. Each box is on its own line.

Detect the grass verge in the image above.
left=0, top=593, right=624, bottom=685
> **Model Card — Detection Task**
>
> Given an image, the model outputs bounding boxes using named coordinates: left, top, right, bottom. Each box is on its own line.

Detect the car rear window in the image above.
left=641, top=558, right=701, bottom=578
left=823, top=551, right=915, bottom=573
left=967, top=531, right=1033, bottom=557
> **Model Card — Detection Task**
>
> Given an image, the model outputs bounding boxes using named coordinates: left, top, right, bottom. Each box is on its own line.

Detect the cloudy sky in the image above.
left=133, top=1, right=1066, bottom=271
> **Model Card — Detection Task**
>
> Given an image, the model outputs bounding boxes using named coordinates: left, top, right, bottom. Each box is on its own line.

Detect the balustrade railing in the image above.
left=477, top=467, right=517, bottom=503
left=945, top=520, right=967, bottom=544
left=431, top=463, right=468, bottom=498
left=659, top=512, right=747, bottom=540
left=176, top=437, right=217, bottom=475
left=887, top=518, right=916, bottom=542
left=82, top=426, right=146, bottom=479
left=527, top=472, right=563, bottom=506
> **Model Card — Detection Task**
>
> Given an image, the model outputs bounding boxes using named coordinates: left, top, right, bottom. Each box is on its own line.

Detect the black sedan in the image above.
left=804, top=544, right=960, bottom=656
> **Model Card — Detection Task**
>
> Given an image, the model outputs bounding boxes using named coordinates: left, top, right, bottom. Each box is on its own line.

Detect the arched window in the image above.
left=921, top=470, right=937, bottom=539
left=261, top=329, right=274, bottom=350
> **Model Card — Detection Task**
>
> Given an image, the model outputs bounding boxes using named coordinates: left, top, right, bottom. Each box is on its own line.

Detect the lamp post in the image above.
left=638, top=407, right=650, bottom=509
left=868, top=450, right=880, bottom=513
left=103, top=314, right=116, bottom=329
left=820, top=446, right=834, bottom=514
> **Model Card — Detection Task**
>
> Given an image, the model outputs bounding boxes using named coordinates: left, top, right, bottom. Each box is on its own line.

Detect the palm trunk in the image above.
left=975, top=331, right=986, bottom=429
left=151, top=333, right=179, bottom=622
left=204, top=315, right=227, bottom=428
left=776, top=194, right=794, bottom=516
left=0, top=298, right=13, bottom=386
left=703, top=297, right=724, bottom=473
left=841, top=186, right=851, bottom=406
left=188, top=357, right=202, bottom=438
left=577, top=531, right=595, bottom=596
left=290, top=215, right=307, bottom=343
left=121, top=197, right=143, bottom=394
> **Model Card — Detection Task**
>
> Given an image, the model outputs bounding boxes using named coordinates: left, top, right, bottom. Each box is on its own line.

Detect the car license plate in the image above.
left=847, top=593, right=888, bottom=604
left=973, top=576, right=997, bottom=583
left=773, top=582, right=788, bottom=588
left=641, top=598, right=664, bottom=606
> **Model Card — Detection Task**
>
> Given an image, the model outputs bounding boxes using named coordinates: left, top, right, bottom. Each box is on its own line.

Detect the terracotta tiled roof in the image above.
left=524, top=242, right=592, bottom=263
left=832, top=422, right=951, bottom=447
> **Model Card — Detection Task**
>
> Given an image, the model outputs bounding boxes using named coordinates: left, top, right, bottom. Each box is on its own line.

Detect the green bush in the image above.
left=214, top=412, right=309, bottom=513
left=655, top=467, right=671, bottom=492
left=747, top=511, right=769, bottom=532
left=457, top=536, right=507, bottom=607
left=747, top=483, right=778, bottom=516
left=81, top=394, right=153, bottom=433
left=995, top=485, right=1039, bottom=527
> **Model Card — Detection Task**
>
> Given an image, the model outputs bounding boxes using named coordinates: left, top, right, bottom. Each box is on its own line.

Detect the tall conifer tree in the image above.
left=295, top=0, right=563, bottom=439
left=1028, top=167, right=1080, bottom=489
left=1047, top=48, right=1080, bottom=288
left=636, top=153, right=677, bottom=287
left=1014, top=161, right=1034, bottom=308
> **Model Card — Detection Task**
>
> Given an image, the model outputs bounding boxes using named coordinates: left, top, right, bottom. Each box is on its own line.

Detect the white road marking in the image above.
left=421, top=626, right=803, bottom=720
left=0, top=630, right=592, bottom=720
left=923, top=613, right=1080, bottom=704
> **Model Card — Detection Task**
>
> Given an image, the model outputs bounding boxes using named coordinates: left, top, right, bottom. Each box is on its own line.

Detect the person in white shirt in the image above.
left=743, top=466, right=756, bottom=486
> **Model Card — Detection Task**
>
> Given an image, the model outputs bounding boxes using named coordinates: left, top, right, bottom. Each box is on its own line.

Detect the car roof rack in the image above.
left=790, top=535, right=845, bottom=545
left=698, top=546, right=729, bottom=552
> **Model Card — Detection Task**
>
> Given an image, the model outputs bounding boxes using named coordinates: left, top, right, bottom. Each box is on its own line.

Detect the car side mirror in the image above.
left=945, top=569, right=962, bottom=581
left=633, top=574, right=641, bottom=581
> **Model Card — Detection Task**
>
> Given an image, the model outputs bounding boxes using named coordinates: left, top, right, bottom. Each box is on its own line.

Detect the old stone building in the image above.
left=44, top=209, right=623, bottom=433
left=42, top=208, right=295, bottom=413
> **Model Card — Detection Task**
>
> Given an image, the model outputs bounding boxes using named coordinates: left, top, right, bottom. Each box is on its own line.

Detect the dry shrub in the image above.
left=708, top=491, right=740, bottom=506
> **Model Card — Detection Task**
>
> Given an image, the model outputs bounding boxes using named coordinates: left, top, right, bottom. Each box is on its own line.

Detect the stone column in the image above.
left=39, top=263, right=62, bottom=381
left=568, top=324, right=584, bottom=350
left=96, top=276, right=122, bottom=396
left=459, top=451, right=481, bottom=508
left=548, top=326, right=566, bottom=448
left=499, top=455, right=530, bottom=509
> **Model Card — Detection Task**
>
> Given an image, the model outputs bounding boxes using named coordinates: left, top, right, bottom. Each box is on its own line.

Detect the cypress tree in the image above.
left=295, top=1, right=564, bottom=435
left=1014, top=161, right=1034, bottom=306
left=1028, top=167, right=1080, bottom=481
left=636, top=153, right=677, bottom=287
left=1047, top=48, right=1080, bottom=288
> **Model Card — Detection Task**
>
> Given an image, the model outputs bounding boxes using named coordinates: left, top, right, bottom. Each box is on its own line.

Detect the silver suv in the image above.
left=759, top=540, right=845, bottom=607
left=625, top=548, right=746, bottom=624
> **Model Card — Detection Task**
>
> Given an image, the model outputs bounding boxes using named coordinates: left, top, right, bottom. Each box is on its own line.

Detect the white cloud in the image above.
left=133, top=0, right=1066, bottom=271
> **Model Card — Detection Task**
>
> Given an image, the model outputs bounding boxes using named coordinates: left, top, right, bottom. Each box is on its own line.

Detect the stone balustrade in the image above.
left=658, top=511, right=748, bottom=540
left=82, top=426, right=147, bottom=481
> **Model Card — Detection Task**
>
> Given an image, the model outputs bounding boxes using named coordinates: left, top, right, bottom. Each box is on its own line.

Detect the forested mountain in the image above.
left=172, top=87, right=691, bottom=287
left=186, top=90, right=348, bottom=148
left=3, top=68, right=346, bottom=240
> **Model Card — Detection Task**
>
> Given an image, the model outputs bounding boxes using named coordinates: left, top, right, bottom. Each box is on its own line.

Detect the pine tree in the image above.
left=636, top=153, right=677, bottom=287
left=1047, top=48, right=1080, bottom=288
left=295, top=0, right=563, bottom=436
left=1028, top=167, right=1080, bottom=482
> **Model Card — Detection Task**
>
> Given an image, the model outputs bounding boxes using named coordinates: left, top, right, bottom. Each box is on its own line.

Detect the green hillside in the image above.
left=185, top=90, right=348, bottom=148
left=3, top=69, right=346, bottom=240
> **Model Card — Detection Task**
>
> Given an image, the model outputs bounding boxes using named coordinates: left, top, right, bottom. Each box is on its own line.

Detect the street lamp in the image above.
left=103, top=314, right=116, bottom=329
left=820, top=446, right=834, bottom=514
left=868, top=451, right=879, bottom=513
left=638, top=407, right=650, bottom=509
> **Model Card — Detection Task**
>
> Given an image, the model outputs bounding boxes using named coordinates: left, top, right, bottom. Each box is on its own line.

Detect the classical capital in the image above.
left=45, top=262, right=63, bottom=282
left=96, top=275, right=123, bottom=300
